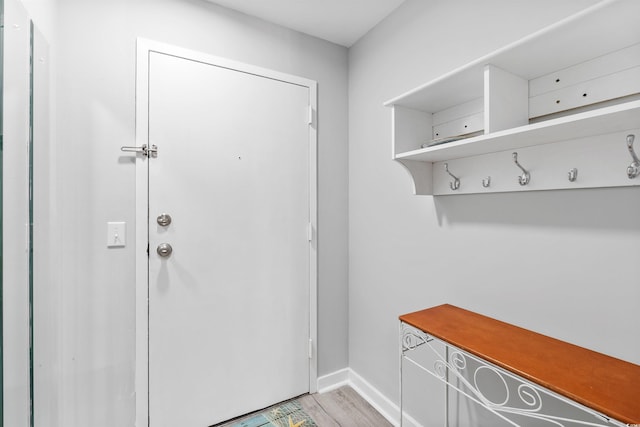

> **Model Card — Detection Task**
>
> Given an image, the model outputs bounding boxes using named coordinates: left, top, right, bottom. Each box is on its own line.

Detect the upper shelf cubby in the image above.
left=384, top=0, right=640, bottom=195
left=396, top=100, right=640, bottom=163
left=385, top=0, right=640, bottom=113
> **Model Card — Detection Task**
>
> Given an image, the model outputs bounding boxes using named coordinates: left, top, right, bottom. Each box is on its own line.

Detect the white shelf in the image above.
left=395, top=100, right=640, bottom=163
left=385, top=0, right=640, bottom=195
left=384, top=0, right=640, bottom=113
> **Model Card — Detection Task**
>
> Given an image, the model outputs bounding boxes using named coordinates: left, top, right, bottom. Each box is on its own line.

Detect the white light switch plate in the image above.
left=107, top=222, right=126, bottom=247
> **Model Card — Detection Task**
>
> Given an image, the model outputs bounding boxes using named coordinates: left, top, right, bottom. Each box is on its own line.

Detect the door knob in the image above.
left=157, top=243, right=173, bottom=257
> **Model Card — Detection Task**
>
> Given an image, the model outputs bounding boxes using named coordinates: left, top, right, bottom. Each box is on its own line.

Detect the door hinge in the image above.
left=307, top=223, right=313, bottom=242
left=308, top=106, right=314, bottom=126
left=120, top=144, right=158, bottom=158
left=308, top=339, right=313, bottom=359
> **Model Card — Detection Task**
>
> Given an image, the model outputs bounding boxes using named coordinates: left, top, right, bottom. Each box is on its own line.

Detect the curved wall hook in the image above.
left=444, top=163, right=460, bottom=191
left=482, top=176, right=491, bottom=188
left=626, top=134, right=639, bottom=179
left=512, top=152, right=530, bottom=186
left=568, top=168, right=578, bottom=182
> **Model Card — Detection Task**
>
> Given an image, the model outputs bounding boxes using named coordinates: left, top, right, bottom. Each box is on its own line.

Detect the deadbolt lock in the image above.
left=157, top=213, right=172, bottom=227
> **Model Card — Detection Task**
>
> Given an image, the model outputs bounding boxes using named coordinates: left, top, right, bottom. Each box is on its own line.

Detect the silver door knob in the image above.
left=157, top=243, right=173, bottom=257
left=157, top=213, right=172, bottom=226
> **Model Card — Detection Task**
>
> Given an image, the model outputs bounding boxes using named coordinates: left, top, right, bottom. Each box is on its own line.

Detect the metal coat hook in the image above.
left=444, top=163, right=460, bottom=190
left=482, top=176, right=491, bottom=188
left=626, top=134, right=639, bottom=179
left=568, top=168, right=578, bottom=182
left=512, top=152, right=530, bottom=186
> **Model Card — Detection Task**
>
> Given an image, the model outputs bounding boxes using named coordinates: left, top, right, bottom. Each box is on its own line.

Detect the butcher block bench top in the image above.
left=400, top=304, right=640, bottom=425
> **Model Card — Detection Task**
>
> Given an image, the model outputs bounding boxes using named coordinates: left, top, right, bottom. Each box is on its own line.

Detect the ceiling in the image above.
left=205, top=0, right=407, bottom=47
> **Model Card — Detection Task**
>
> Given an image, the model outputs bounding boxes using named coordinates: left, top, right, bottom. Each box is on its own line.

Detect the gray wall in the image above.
left=17, top=0, right=640, bottom=425
left=348, top=0, right=640, bottom=424
left=54, top=0, right=348, bottom=425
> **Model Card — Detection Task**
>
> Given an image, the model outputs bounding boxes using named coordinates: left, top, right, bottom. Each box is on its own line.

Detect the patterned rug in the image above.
left=230, top=400, right=317, bottom=427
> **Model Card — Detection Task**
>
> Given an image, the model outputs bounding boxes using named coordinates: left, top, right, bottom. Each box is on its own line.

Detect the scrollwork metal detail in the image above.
left=517, top=383, right=542, bottom=409
left=400, top=322, right=626, bottom=427
left=450, top=350, right=466, bottom=371
left=433, top=360, right=447, bottom=379
left=473, top=365, right=510, bottom=407
left=400, top=323, right=432, bottom=351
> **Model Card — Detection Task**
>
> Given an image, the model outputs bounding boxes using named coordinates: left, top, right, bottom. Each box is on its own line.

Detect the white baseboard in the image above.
left=316, top=368, right=350, bottom=393
left=316, top=368, right=422, bottom=427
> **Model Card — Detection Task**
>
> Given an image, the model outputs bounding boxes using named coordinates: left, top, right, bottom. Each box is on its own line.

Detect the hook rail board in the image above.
left=432, top=130, right=640, bottom=195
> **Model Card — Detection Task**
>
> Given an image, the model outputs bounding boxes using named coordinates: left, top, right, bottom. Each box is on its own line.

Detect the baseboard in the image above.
left=348, top=369, right=401, bottom=426
left=316, top=368, right=422, bottom=427
left=316, top=368, right=350, bottom=393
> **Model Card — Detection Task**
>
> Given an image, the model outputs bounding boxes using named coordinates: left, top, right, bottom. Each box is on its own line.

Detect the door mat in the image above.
left=229, top=400, right=317, bottom=427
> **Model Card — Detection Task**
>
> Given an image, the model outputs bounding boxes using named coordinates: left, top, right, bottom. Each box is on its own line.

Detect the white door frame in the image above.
left=134, top=38, right=318, bottom=427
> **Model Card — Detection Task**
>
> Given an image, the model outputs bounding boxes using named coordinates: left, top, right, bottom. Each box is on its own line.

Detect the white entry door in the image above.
left=140, top=44, right=316, bottom=427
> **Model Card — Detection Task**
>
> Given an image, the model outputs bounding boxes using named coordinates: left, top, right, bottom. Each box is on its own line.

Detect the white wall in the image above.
left=348, top=0, right=640, bottom=424
left=54, top=0, right=348, bottom=425
left=20, top=0, right=55, bottom=42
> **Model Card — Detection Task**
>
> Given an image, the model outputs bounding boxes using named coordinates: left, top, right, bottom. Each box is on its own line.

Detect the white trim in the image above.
left=3, top=1, right=32, bottom=425
left=349, top=369, right=401, bottom=427
left=134, top=38, right=151, bottom=427
left=308, top=87, right=318, bottom=394
left=317, top=368, right=350, bottom=393
left=316, top=368, right=423, bottom=427
left=134, top=37, right=319, bottom=426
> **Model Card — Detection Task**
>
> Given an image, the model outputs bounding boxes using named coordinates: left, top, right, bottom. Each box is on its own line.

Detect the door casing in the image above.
left=133, top=38, right=318, bottom=427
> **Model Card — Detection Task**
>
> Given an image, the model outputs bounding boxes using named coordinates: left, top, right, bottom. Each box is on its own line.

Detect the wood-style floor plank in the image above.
left=297, top=394, right=340, bottom=427
left=216, top=386, right=392, bottom=427
left=310, top=386, right=393, bottom=427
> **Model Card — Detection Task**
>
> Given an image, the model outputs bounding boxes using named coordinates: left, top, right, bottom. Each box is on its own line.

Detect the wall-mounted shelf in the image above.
left=396, top=101, right=640, bottom=163
left=385, top=0, right=640, bottom=195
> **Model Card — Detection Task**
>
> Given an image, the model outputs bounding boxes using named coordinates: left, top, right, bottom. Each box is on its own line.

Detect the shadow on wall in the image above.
left=434, top=187, right=640, bottom=231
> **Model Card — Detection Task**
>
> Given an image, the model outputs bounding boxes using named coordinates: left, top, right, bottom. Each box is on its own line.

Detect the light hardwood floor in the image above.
left=218, top=386, right=393, bottom=427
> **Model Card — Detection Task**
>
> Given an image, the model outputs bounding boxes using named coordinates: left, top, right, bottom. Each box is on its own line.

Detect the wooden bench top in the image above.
left=400, top=304, right=640, bottom=425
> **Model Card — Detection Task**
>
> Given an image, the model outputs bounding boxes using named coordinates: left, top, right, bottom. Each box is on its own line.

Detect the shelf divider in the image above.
left=484, top=64, right=528, bottom=134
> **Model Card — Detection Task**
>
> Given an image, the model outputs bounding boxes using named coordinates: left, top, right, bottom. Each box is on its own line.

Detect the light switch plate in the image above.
left=107, top=222, right=126, bottom=247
